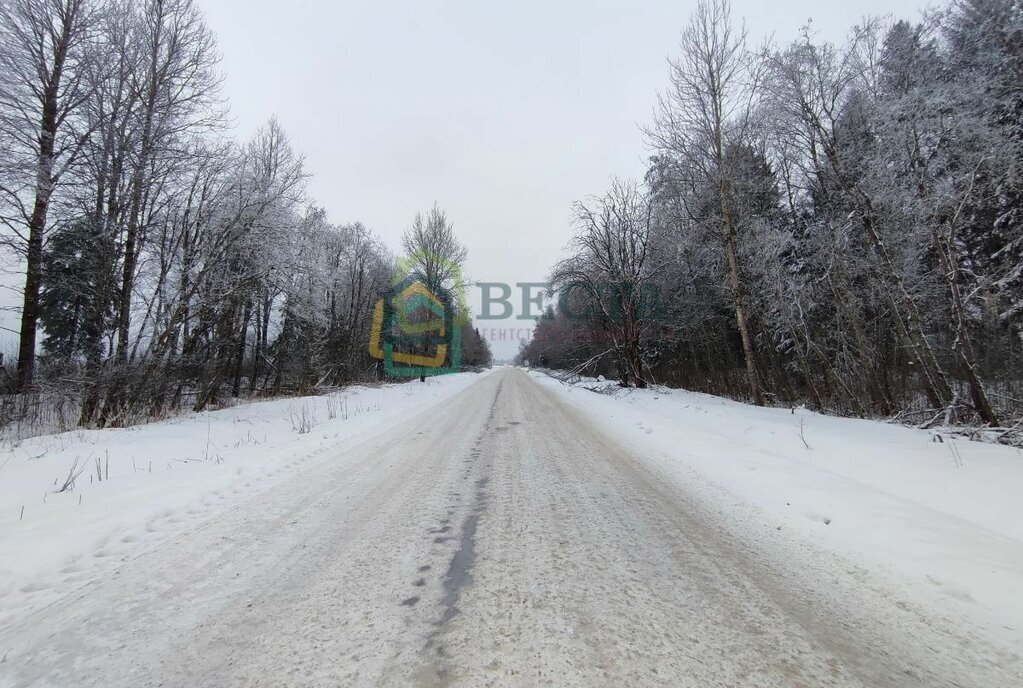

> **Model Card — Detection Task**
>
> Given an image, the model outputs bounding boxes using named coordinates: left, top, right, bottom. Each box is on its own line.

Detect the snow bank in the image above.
left=0, top=371, right=493, bottom=627
left=530, top=369, right=1023, bottom=650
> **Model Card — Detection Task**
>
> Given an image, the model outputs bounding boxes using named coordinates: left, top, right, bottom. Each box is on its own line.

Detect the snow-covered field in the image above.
left=0, top=371, right=492, bottom=628
left=530, top=370, right=1023, bottom=652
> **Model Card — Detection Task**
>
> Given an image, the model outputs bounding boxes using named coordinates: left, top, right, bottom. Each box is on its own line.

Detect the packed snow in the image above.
left=0, top=372, right=491, bottom=628
left=530, top=369, right=1023, bottom=653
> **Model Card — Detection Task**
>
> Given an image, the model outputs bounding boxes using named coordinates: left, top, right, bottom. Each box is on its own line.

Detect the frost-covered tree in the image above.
left=645, top=0, right=768, bottom=404
left=401, top=204, right=467, bottom=295
left=527, top=0, right=1023, bottom=436
left=553, top=179, right=660, bottom=388
left=0, top=0, right=100, bottom=390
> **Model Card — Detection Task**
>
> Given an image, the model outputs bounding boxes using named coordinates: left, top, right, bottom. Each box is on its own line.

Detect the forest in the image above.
left=520, top=0, right=1023, bottom=441
left=0, top=0, right=490, bottom=433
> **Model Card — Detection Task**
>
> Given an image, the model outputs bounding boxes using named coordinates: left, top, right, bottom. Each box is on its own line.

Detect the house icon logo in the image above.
left=368, top=251, right=466, bottom=377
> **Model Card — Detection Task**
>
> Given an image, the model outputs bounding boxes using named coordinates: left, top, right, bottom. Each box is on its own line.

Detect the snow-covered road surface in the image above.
left=0, top=368, right=1018, bottom=687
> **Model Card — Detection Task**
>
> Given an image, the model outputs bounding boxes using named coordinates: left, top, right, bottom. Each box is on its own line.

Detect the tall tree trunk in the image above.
left=935, top=224, right=999, bottom=426
left=15, top=6, right=76, bottom=392
left=721, top=201, right=764, bottom=406
left=250, top=292, right=263, bottom=393
left=624, top=315, right=646, bottom=389
left=113, top=3, right=166, bottom=366
left=232, top=300, right=252, bottom=397
left=16, top=182, right=50, bottom=392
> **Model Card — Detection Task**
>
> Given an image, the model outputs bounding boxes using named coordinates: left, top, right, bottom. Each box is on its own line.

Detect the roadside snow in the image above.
left=530, top=369, right=1023, bottom=652
left=0, top=371, right=493, bottom=628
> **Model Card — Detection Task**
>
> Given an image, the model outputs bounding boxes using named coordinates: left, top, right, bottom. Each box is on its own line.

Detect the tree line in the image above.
left=0, top=0, right=489, bottom=430
left=521, top=0, right=1022, bottom=435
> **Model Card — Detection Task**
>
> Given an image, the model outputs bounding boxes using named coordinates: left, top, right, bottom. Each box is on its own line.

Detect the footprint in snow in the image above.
left=806, top=512, right=832, bottom=526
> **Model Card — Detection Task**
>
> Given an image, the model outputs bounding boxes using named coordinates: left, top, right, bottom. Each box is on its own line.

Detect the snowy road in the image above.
left=0, top=368, right=1018, bottom=687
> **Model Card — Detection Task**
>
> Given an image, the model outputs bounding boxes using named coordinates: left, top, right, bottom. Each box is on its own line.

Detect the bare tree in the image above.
left=401, top=204, right=467, bottom=294
left=398, top=204, right=468, bottom=381
left=646, top=0, right=766, bottom=405
left=111, top=0, right=223, bottom=366
left=0, top=0, right=99, bottom=390
left=554, top=179, right=660, bottom=388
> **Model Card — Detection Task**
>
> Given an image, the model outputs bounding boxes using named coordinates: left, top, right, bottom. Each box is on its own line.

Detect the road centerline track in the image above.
left=0, top=369, right=1017, bottom=687
left=425, top=379, right=503, bottom=665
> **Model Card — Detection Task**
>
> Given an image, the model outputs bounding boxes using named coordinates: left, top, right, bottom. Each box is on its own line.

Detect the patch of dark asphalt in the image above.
left=437, top=511, right=481, bottom=626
